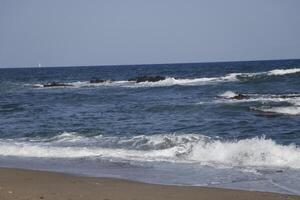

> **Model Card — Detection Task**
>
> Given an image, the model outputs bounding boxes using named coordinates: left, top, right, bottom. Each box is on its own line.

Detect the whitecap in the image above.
left=216, top=91, right=300, bottom=105
left=0, top=133, right=299, bottom=169
left=31, top=67, right=300, bottom=89
left=268, top=68, right=300, bottom=76
left=254, top=106, right=300, bottom=115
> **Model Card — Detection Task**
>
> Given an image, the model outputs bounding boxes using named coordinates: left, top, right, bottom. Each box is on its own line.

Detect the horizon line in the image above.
left=1, top=58, right=300, bottom=69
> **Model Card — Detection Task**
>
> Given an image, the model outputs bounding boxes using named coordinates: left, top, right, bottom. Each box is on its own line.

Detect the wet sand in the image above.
left=0, top=168, right=299, bottom=200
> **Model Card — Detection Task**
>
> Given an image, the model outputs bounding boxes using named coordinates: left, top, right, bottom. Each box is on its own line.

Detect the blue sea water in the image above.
left=0, top=59, right=300, bottom=195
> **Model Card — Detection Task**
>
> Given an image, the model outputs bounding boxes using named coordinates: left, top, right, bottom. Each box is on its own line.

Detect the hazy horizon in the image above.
left=1, top=0, right=300, bottom=68
left=1, top=58, right=300, bottom=69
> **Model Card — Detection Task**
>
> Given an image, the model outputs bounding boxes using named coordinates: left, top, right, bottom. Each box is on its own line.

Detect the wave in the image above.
left=217, top=91, right=300, bottom=103
left=253, top=106, right=300, bottom=115
left=0, top=132, right=299, bottom=169
left=218, top=91, right=240, bottom=99
left=31, top=67, right=300, bottom=89
left=268, top=68, right=300, bottom=76
left=216, top=91, right=300, bottom=115
left=232, top=68, right=300, bottom=79
left=32, top=81, right=130, bottom=88
left=218, top=91, right=300, bottom=102
left=32, top=75, right=237, bottom=89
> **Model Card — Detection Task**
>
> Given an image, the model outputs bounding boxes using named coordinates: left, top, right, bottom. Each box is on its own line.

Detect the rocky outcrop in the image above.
left=90, top=79, right=106, bottom=84
left=231, top=94, right=250, bottom=100
left=89, top=79, right=114, bottom=84
left=43, top=82, right=73, bottom=87
left=128, top=76, right=166, bottom=83
left=275, top=94, right=300, bottom=99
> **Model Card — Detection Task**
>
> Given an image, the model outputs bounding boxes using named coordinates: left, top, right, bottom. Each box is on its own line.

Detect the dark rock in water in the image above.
left=232, top=94, right=249, bottom=100
left=128, top=76, right=166, bottom=83
left=90, top=79, right=106, bottom=84
left=218, top=92, right=250, bottom=100
left=228, top=93, right=300, bottom=100
left=278, top=95, right=288, bottom=99
left=43, top=82, right=73, bottom=87
left=276, top=94, right=300, bottom=99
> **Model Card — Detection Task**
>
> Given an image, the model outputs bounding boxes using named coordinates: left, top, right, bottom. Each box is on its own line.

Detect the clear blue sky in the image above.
left=0, top=0, right=299, bottom=68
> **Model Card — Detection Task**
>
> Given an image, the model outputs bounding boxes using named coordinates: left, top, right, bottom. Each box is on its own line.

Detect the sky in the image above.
left=0, top=0, right=300, bottom=68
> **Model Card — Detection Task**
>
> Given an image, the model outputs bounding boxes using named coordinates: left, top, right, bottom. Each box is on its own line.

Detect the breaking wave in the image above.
left=217, top=91, right=300, bottom=103
left=253, top=106, right=300, bottom=115
left=32, top=75, right=237, bottom=89
left=31, top=67, right=300, bottom=88
left=268, top=68, right=300, bottom=76
left=214, top=91, right=300, bottom=115
left=0, top=132, right=299, bottom=169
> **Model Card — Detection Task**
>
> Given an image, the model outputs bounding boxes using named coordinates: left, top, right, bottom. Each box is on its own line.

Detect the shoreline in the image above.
left=0, top=168, right=299, bottom=200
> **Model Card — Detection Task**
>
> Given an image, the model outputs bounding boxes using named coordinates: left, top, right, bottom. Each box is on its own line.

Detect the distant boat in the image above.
left=38, top=63, right=42, bottom=68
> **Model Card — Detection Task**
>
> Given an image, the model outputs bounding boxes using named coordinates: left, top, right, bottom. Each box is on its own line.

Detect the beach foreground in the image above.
left=0, top=168, right=299, bottom=200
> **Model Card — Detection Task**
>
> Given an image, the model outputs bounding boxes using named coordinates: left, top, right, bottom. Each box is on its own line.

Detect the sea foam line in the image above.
left=32, top=67, right=300, bottom=88
left=253, top=106, right=300, bottom=115
left=214, top=91, right=300, bottom=115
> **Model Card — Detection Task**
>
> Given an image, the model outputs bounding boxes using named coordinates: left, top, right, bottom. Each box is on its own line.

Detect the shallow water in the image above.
left=0, top=60, right=300, bottom=195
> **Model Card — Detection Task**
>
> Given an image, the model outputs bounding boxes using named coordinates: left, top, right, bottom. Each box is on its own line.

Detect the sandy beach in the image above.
left=0, top=168, right=298, bottom=200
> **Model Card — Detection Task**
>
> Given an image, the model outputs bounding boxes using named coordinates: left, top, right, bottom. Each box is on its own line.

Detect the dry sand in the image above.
left=0, top=168, right=299, bottom=200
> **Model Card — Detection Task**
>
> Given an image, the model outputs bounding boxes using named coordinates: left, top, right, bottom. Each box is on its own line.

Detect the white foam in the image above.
left=268, top=68, right=300, bottom=76
left=31, top=67, right=300, bottom=89
left=219, top=91, right=239, bottom=99
left=225, top=67, right=300, bottom=80
left=215, top=92, right=300, bottom=115
left=255, top=106, right=300, bottom=115
left=215, top=91, right=300, bottom=105
left=128, top=77, right=225, bottom=87
left=32, top=84, right=44, bottom=88
left=235, top=68, right=300, bottom=78
left=289, top=98, right=300, bottom=106
left=190, top=137, right=300, bottom=168
left=124, top=73, right=242, bottom=88
left=0, top=133, right=299, bottom=169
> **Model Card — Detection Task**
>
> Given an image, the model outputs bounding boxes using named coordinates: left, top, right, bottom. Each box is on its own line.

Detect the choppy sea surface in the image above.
left=1, top=60, right=300, bottom=195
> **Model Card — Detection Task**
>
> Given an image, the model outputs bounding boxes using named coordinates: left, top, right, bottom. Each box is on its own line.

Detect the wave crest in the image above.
left=268, top=68, right=300, bottom=76
left=253, top=106, right=300, bottom=115
left=216, top=91, right=300, bottom=115
left=0, top=133, right=299, bottom=169
left=31, top=67, right=300, bottom=88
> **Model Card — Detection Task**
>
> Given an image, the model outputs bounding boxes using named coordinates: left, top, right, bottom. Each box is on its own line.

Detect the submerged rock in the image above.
left=128, top=76, right=166, bottom=83
left=229, top=93, right=300, bottom=100
left=89, top=79, right=114, bottom=84
left=231, top=94, right=250, bottom=100
left=43, top=82, right=73, bottom=87
left=90, top=79, right=106, bottom=84
left=275, top=94, right=300, bottom=99
left=218, top=92, right=250, bottom=100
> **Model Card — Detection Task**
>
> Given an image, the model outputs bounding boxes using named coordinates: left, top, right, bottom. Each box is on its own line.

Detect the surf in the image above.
left=31, top=67, right=300, bottom=89
left=0, top=133, right=299, bottom=169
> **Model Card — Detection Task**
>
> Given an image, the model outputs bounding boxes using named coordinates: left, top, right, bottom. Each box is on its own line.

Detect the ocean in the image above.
left=0, top=59, right=300, bottom=195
